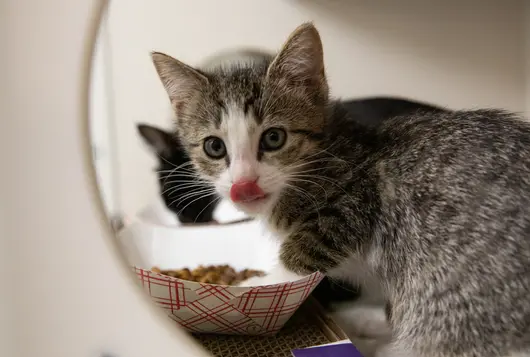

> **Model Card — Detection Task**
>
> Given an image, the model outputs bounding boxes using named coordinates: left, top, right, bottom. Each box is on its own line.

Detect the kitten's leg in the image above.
left=374, top=342, right=415, bottom=357
left=374, top=344, right=530, bottom=357
left=329, top=303, right=391, bottom=339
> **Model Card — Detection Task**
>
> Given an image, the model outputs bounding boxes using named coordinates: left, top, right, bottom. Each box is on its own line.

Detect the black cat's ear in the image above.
left=267, top=22, right=328, bottom=98
left=151, top=52, right=209, bottom=112
left=137, top=123, right=176, bottom=157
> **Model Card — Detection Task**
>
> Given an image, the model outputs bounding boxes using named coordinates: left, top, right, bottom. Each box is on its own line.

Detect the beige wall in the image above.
left=527, top=1, right=530, bottom=116
left=103, top=0, right=527, bottom=218
left=0, top=1, right=13, bottom=355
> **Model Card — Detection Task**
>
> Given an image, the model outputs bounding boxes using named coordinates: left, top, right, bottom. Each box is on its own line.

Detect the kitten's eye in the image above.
left=203, top=136, right=226, bottom=159
left=260, top=128, right=287, bottom=151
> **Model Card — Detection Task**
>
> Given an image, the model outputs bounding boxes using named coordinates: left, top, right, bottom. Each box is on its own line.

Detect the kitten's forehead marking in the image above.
left=221, top=102, right=261, bottom=180
left=221, top=102, right=258, bottom=156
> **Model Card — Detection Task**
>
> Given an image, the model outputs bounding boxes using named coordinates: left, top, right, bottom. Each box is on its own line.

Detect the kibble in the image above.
left=151, top=264, right=265, bottom=285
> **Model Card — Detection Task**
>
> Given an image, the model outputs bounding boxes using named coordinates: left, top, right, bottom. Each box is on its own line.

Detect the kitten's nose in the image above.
left=230, top=179, right=265, bottom=203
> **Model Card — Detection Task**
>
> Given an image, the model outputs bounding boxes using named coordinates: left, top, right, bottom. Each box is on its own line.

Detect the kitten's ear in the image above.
left=151, top=52, right=208, bottom=111
left=267, top=23, right=328, bottom=96
left=137, top=123, right=177, bottom=157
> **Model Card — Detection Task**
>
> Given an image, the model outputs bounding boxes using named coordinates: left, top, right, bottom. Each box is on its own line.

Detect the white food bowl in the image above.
left=117, top=216, right=323, bottom=335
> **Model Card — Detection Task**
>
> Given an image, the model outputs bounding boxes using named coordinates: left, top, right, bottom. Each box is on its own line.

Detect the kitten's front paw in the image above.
left=279, top=241, right=319, bottom=275
left=330, top=304, right=391, bottom=340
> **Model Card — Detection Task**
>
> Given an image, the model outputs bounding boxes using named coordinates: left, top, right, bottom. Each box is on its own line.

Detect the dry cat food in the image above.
left=151, top=264, right=265, bottom=285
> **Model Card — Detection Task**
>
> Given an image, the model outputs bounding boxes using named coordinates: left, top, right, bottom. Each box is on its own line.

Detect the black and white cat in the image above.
left=137, top=123, right=220, bottom=224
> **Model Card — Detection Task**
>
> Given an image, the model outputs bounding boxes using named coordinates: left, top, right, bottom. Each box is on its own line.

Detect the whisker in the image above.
left=284, top=183, right=322, bottom=226
left=169, top=187, right=216, bottom=200
left=167, top=186, right=216, bottom=200
left=168, top=189, right=217, bottom=208
left=164, top=177, right=210, bottom=185
left=161, top=172, right=210, bottom=183
left=287, top=177, right=329, bottom=200
left=160, top=170, right=202, bottom=178
left=176, top=193, right=219, bottom=217
left=283, top=156, right=348, bottom=172
left=162, top=183, right=211, bottom=196
left=155, top=166, right=196, bottom=174
left=292, top=174, right=356, bottom=205
left=162, top=179, right=211, bottom=185
left=161, top=161, right=197, bottom=186
left=289, top=164, right=347, bottom=176
left=193, top=195, right=223, bottom=223
left=291, top=140, right=346, bottom=163
left=157, top=159, right=195, bottom=171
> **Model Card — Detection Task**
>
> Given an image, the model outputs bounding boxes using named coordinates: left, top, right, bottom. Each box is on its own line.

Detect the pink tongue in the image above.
left=230, top=181, right=265, bottom=203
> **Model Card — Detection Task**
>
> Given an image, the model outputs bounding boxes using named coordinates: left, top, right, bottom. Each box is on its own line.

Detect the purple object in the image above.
left=291, top=343, right=364, bottom=357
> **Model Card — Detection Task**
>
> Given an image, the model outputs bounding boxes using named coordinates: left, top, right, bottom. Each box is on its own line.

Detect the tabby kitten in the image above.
left=140, top=99, right=444, bottom=306
left=136, top=50, right=272, bottom=224
left=137, top=96, right=444, bottom=226
left=139, top=98, right=444, bottom=310
left=151, top=23, right=530, bottom=357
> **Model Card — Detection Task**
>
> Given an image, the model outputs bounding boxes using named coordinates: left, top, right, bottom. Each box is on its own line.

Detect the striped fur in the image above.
left=152, top=23, right=530, bottom=357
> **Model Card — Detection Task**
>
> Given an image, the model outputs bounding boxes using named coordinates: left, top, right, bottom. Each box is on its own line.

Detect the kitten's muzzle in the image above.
left=230, top=179, right=266, bottom=203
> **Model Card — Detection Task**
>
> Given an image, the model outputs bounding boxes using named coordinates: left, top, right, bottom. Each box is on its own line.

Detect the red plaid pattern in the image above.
left=133, top=267, right=324, bottom=335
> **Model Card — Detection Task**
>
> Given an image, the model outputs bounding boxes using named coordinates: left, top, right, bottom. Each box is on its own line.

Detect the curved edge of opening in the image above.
left=80, top=1, right=213, bottom=355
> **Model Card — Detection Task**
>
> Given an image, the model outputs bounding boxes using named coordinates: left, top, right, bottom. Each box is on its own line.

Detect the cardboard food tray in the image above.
left=194, top=296, right=350, bottom=357
left=118, top=218, right=324, bottom=335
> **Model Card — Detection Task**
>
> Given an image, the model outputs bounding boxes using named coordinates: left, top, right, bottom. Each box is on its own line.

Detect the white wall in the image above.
left=103, top=0, right=527, bottom=218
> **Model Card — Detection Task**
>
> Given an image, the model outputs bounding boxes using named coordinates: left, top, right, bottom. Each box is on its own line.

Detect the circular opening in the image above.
left=87, top=3, right=326, bottom=345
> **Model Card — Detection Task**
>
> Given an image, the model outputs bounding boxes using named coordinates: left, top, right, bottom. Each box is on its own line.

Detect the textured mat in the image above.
left=193, top=298, right=347, bottom=357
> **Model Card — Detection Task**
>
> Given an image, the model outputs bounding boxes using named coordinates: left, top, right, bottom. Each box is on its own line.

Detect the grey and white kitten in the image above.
left=151, top=23, right=530, bottom=357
